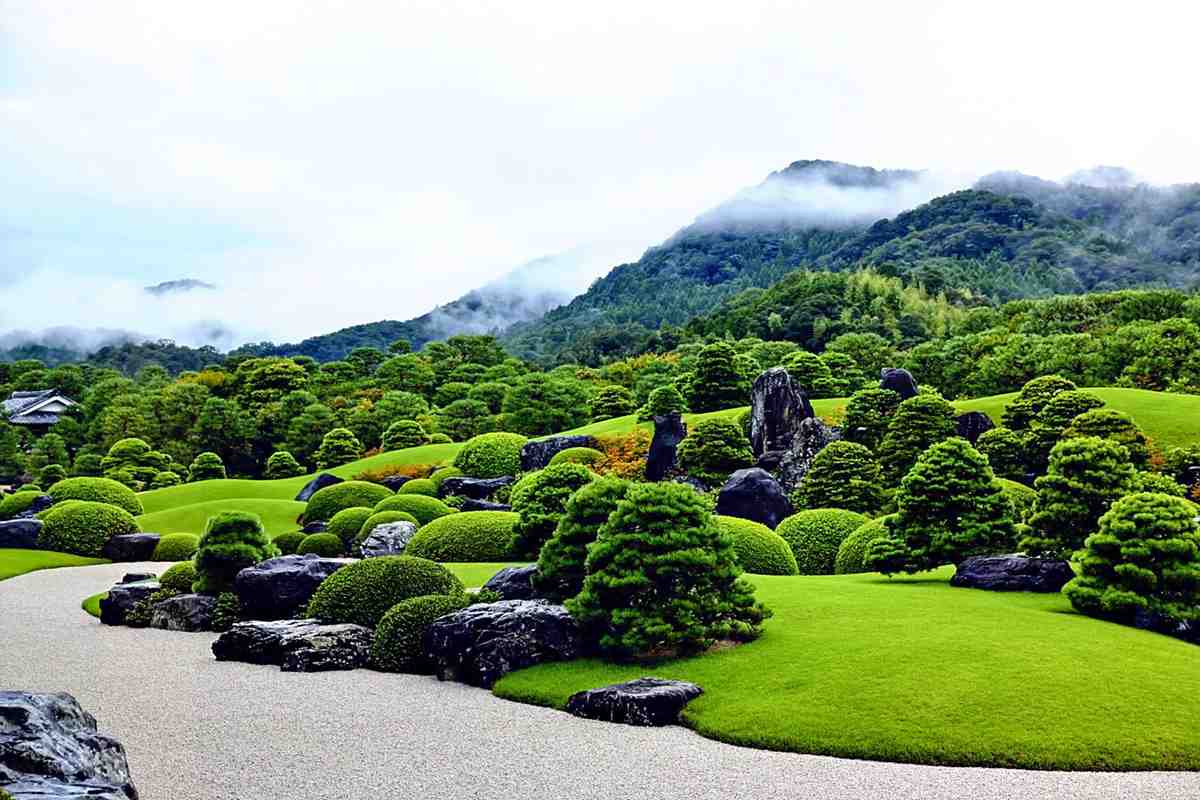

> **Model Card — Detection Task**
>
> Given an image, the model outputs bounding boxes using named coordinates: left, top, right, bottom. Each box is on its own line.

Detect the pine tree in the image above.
left=1001, top=375, right=1077, bottom=431
left=877, top=393, right=956, bottom=483
left=1062, top=408, right=1151, bottom=468
left=842, top=388, right=902, bottom=451
left=688, top=342, right=749, bottom=412
left=314, top=428, right=363, bottom=470
left=534, top=477, right=631, bottom=602
left=676, top=417, right=754, bottom=487
left=791, top=441, right=883, bottom=514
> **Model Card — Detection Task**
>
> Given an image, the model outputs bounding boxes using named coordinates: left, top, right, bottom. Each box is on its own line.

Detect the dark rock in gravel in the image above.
left=880, top=367, right=919, bottom=400
left=520, top=435, right=595, bottom=472
left=775, top=417, right=840, bottom=493
left=99, top=580, right=160, bottom=626
left=0, top=691, right=137, bottom=799
left=950, top=555, right=1075, bottom=592
left=749, top=367, right=814, bottom=457
left=11, top=494, right=54, bottom=519
left=438, top=476, right=515, bottom=500
left=461, top=499, right=512, bottom=512
left=101, top=533, right=160, bottom=563
left=213, top=619, right=322, bottom=664
left=212, top=619, right=373, bottom=672
left=301, top=520, right=328, bottom=534
left=234, top=554, right=354, bottom=621
left=358, top=521, right=418, bottom=558
left=120, top=573, right=156, bottom=584
left=715, top=468, right=793, bottom=529
left=149, top=593, right=216, bottom=632
left=0, top=518, right=42, bottom=549
left=425, top=600, right=583, bottom=688
left=482, top=565, right=540, bottom=600
left=645, top=413, right=687, bottom=482
left=955, top=411, right=995, bottom=445
left=294, top=472, right=343, bottom=502
left=380, top=475, right=412, bottom=492
left=566, top=677, right=703, bottom=727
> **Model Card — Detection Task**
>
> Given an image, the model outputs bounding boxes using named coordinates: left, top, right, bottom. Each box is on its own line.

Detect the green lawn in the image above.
left=444, top=562, right=522, bottom=588
left=0, top=548, right=107, bottom=581
left=495, top=568, right=1200, bottom=771
left=82, top=591, right=105, bottom=617
left=137, top=499, right=307, bottom=537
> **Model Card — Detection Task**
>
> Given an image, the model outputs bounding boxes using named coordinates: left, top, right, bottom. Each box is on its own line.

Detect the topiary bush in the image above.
left=297, top=532, right=344, bottom=557
left=877, top=393, right=956, bottom=484
left=676, top=417, right=754, bottom=487
left=841, top=388, right=901, bottom=451
left=637, top=384, right=688, bottom=421
left=590, top=385, right=636, bottom=422
left=314, top=427, right=363, bottom=470
left=1134, top=471, right=1186, bottom=496
left=567, top=481, right=769, bottom=661
left=398, top=478, right=438, bottom=496
left=304, top=481, right=394, bottom=523
left=0, top=490, right=48, bottom=520
left=510, top=463, right=597, bottom=559
left=1064, top=492, right=1200, bottom=626
left=273, top=530, right=306, bottom=555
left=405, top=511, right=519, bottom=561
left=159, top=561, right=198, bottom=592
left=835, top=516, right=894, bottom=574
left=428, top=433, right=452, bottom=444
left=37, top=501, right=139, bottom=557
left=1002, top=375, right=1077, bottom=431
left=265, top=450, right=305, bottom=479
left=535, top=477, right=632, bottom=602
left=715, top=515, right=799, bottom=575
left=381, top=420, right=428, bottom=451
left=39, top=464, right=67, bottom=487
left=371, top=593, right=470, bottom=672
left=149, top=470, right=181, bottom=489
left=452, top=432, right=528, bottom=478
left=548, top=447, right=607, bottom=468
left=305, top=555, right=464, bottom=627
left=188, top=451, right=227, bottom=482
left=687, top=341, right=750, bottom=413
left=776, top=509, right=869, bottom=575
left=193, top=511, right=280, bottom=595
left=47, top=476, right=143, bottom=515
left=373, top=493, right=455, bottom=525
left=976, top=427, right=1027, bottom=480
left=791, top=441, right=883, bottom=514
left=327, top=507, right=375, bottom=550
left=152, top=532, right=200, bottom=561
left=1026, top=390, right=1106, bottom=472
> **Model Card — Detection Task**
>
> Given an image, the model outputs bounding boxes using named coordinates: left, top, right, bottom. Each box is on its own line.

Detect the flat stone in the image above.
left=101, top=533, right=161, bottom=563
left=566, top=677, right=703, bottom=727
left=359, top=521, right=418, bottom=558
left=482, top=565, right=539, bottom=600
left=645, top=413, right=686, bottom=482
left=120, top=572, right=156, bottom=584
left=212, top=619, right=373, bottom=672
left=955, top=411, right=995, bottom=445
left=749, top=367, right=814, bottom=457
left=950, top=555, right=1075, bottom=592
left=0, top=518, right=43, bottom=549
left=99, top=580, right=160, bottom=626
left=294, top=473, right=343, bottom=503
left=301, top=520, right=328, bottom=534
left=880, top=367, right=919, bottom=400
left=520, top=436, right=595, bottom=472
left=438, top=476, right=515, bottom=500
left=234, top=554, right=355, bottom=621
left=715, top=468, right=793, bottom=530
left=149, top=593, right=216, bottom=632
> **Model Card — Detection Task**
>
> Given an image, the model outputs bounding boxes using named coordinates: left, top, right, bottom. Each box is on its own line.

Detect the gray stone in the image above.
left=1133, top=609, right=1200, bottom=646
left=461, top=498, right=512, bottom=512
left=149, top=593, right=216, bottom=632
left=301, top=520, right=328, bottom=534
left=775, top=417, right=840, bottom=493
left=950, top=555, right=1075, bottom=592
left=955, top=411, right=995, bottom=445
left=520, top=436, right=596, bottom=472
left=424, top=600, right=583, bottom=688
left=482, top=565, right=539, bottom=600
left=294, top=472, right=343, bottom=502
left=101, top=533, right=160, bottom=563
left=212, top=619, right=373, bottom=672
left=880, top=367, right=919, bottom=400
left=438, top=475, right=515, bottom=500
left=99, top=580, right=160, bottom=626
left=566, top=677, right=703, bottom=727
left=749, top=367, right=814, bottom=457
left=715, top=468, right=793, bottom=529
left=234, top=554, right=354, bottom=621
left=119, top=572, right=156, bottom=584
left=380, top=475, right=411, bottom=492
left=359, top=521, right=418, bottom=558
left=11, top=494, right=54, bottom=519
left=645, top=413, right=686, bottom=482
left=0, top=691, right=137, bottom=799
left=0, top=518, right=43, bottom=549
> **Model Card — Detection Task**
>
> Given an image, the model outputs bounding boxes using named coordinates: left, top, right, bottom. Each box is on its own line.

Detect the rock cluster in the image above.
left=149, top=593, right=216, bottom=632
left=234, top=554, right=354, bottom=620
left=774, top=417, right=840, bottom=493
left=950, top=555, right=1075, bottom=592
left=212, top=619, right=373, bottom=672
left=566, top=678, right=703, bottom=727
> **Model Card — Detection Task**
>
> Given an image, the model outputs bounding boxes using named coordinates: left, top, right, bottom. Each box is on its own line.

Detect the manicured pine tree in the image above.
left=877, top=392, right=956, bottom=483
left=975, top=427, right=1027, bottom=480
left=188, top=451, right=227, bottom=482
left=676, top=417, right=754, bottom=487
left=1062, top=408, right=1151, bottom=468
left=590, top=386, right=636, bottom=422
left=1001, top=375, right=1077, bottom=431
left=842, top=388, right=902, bottom=451
left=509, top=463, right=597, bottom=559
left=193, top=511, right=281, bottom=594
left=791, top=441, right=883, bottom=514
left=687, top=341, right=749, bottom=413
left=314, top=428, right=363, bottom=470
left=0, top=423, right=27, bottom=479
left=534, top=476, right=632, bottom=602
left=380, top=421, right=428, bottom=451
left=264, top=450, right=305, bottom=479
left=1026, top=390, right=1105, bottom=472
left=637, top=384, right=688, bottom=421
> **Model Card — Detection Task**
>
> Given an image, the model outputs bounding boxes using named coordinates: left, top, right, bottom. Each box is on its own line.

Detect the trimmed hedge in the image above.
left=835, top=516, right=894, bottom=574
left=47, top=476, right=143, bottom=515
left=304, top=481, right=394, bottom=523
left=38, top=501, right=139, bottom=557
left=297, top=532, right=344, bottom=557
left=0, top=491, right=48, bottom=520
left=453, top=432, right=528, bottom=478
left=159, top=561, right=197, bottom=593
left=398, top=478, right=438, bottom=496
left=152, top=532, right=200, bottom=561
left=305, top=555, right=464, bottom=627
left=548, top=447, right=607, bottom=468
left=405, top=511, right=519, bottom=562
left=714, top=515, right=799, bottom=576
left=273, top=531, right=306, bottom=555
left=776, top=509, right=869, bottom=575
left=371, top=593, right=469, bottom=673
left=374, top=494, right=455, bottom=525
left=193, top=511, right=280, bottom=595
left=327, top=507, right=375, bottom=549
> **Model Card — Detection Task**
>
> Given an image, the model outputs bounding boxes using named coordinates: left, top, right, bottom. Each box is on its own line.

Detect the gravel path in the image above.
left=2, top=563, right=1196, bottom=800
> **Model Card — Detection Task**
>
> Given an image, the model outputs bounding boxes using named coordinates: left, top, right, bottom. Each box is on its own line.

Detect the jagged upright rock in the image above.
left=880, top=367, right=919, bottom=400
left=749, top=367, right=814, bottom=458
left=775, top=417, right=840, bottom=493
left=294, top=472, right=343, bottom=502
left=520, top=436, right=596, bottom=471
left=955, top=411, right=995, bottom=445
left=715, top=468, right=793, bottom=529
left=645, top=413, right=687, bottom=482
left=234, top=554, right=354, bottom=620
left=359, top=521, right=418, bottom=558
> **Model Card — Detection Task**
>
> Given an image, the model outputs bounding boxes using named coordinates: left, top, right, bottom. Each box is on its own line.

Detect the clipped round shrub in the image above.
left=548, top=447, right=607, bottom=468
left=0, top=491, right=49, bottom=520
left=714, top=515, right=798, bottom=575
left=40, top=464, right=67, bottom=487
left=38, top=501, right=139, bottom=557
left=398, top=478, right=438, bottom=496
left=305, top=555, right=464, bottom=627
left=327, top=507, right=375, bottom=549
left=193, top=511, right=280, bottom=595
left=510, top=463, right=597, bottom=559
left=46, top=476, right=142, bottom=515
left=371, top=593, right=469, bottom=672
left=405, top=511, right=519, bottom=561
left=149, top=470, right=181, bottom=489
left=381, top=420, right=428, bottom=451
left=428, top=433, right=452, bottom=444
left=273, top=530, right=306, bottom=555
left=776, top=509, right=869, bottom=575
left=152, top=532, right=200, bottom=561
left=304, top=480, right=394, bottom=523
left=453, top=432, right=528, bottom=478
left=374, top=493, right=455, bottom=525
left=535, top=477, right=631, bottom=602
left=188, top=451, right=227, bottom=482
left=265, top=450, right=305, bottom=479
left=159, top=561, right=197, bottom=593
left=835, top=516, right=894, bottom=574
left=297, top=532, right=344, bottom=557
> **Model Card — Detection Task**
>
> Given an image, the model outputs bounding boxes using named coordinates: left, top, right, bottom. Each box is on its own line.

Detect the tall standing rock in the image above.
left=749, top=367, right=815, bottom=458
left=645, top=413, right=687, bottom=482
left=776, top=417, right=840, bottom=493
left=880, top=368, right=919, bottom=400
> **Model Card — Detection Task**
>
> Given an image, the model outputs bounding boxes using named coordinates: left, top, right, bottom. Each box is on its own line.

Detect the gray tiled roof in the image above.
left=4, top=389, right=75, bottom=424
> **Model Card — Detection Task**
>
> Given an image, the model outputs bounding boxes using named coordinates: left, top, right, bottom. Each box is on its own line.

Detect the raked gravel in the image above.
left=1, top=562, right=1196, bottom=800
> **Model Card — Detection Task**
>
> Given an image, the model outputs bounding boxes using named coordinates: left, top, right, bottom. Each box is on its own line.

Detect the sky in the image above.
left=3, top=0, right=1200, bottom=350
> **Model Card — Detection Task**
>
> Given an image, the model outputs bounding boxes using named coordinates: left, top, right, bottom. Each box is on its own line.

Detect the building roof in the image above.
left=4, top=389, right=77, bottom=425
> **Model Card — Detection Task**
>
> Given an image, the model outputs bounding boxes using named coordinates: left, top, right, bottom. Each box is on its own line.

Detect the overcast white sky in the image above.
left=3, top=0, right=1199, bottom=348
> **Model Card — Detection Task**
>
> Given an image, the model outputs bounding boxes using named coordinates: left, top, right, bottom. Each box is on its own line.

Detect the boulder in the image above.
left=358, top=521, right=418, bottom=558
left=120, top=572, right=156, bottom=584
left=149, top=593, right=216, bottom=632
left=380, top=475, right=412, bottom=492
left=11, top=494, right=54, bottom=519
left=234, top=554, right=355, bottom=621
left=301, top=520, right=328, bottom=534
left=294, top=472, right=343, bottom=502
left=99, top=579, right=160, bottom=626
left=566, top=677, right=703, bottom=727
left=715, top=468, right=793, bottom=530
left=0, top=691, right=137, bottom=799
left=955, top=411, right=995, bottom=445
left=482, top=564, right=539, bottom=600
left=438, top=476, right=515, bottom=500
left=775, top=417, right=840, bottom=493
left=748, top=367, right=814, bottom=457
left=461, top=499, right=512, bottom=512
left=0, top=518, right=42, bottom=549
left=645, top=413, right=687, bottom=482
left=880, top=367, right=919, bottom=400
left=950, top=555, right=1075, bottom=592
left=101, top=533, right=161, bottom=563
left=1134, top=609, right=1200, bottom=646
left=424, top=600, right=583, bottom=688
left=212, top=619, right=373, bottom=671
left=520, top=435, right=595, bottom=472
